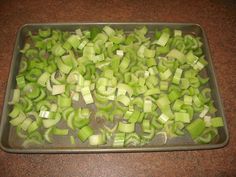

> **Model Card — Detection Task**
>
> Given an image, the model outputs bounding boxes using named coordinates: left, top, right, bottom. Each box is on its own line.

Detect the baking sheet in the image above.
left=0, top=23, right=229, bottom=153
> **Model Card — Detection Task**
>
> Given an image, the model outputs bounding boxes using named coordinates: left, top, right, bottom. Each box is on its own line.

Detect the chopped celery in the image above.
left=8, top=25, right=223, bottom=148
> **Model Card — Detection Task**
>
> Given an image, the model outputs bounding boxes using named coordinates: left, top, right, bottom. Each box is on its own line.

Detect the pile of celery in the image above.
left=8, top=26, right=224, bottom=147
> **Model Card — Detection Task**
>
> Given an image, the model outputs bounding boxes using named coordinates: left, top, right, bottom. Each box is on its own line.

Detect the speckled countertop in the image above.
left=0, top=0, right=236, bottom=176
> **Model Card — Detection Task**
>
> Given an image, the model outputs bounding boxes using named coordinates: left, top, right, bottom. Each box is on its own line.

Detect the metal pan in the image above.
left=0, top=23, right=229, bottom=153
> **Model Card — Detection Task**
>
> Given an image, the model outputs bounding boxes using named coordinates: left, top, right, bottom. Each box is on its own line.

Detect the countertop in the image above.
left=0, top=0, right=236, bottom=176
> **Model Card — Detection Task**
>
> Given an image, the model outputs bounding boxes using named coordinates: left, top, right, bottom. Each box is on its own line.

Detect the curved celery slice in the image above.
left=10, top=112, right=26, bottom=126
left=186, top=119, right=205, bottom=139
left=78, top=126, right=94, bottom=142
left=89, top=134, right=106, bottom=146
left=118, top=122, right=135, bottom=133
left=42, top=113, right=61, bottom=128
left=44, top=127, right=53, bottom=143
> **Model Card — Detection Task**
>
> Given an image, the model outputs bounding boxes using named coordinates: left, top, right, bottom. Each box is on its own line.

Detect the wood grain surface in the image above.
left=0, top=0, right=235, bottom=177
